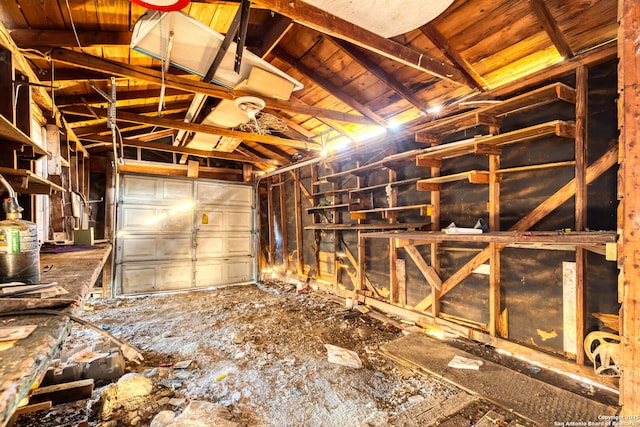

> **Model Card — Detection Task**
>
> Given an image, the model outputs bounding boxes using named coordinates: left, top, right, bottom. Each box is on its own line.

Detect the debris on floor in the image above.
left=13, top=281, right=538, bottom=426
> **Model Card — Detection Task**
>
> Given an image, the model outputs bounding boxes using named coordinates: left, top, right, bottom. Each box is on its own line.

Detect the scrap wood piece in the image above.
left=0, top=325, right=37, bottom=351
left=29, top=378, right=94, bottom=406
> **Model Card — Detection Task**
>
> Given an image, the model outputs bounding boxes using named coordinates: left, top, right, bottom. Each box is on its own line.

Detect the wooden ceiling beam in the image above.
left=529, top=0, right=574, bottom=59
left=10, top=30, right=131, bottom=48
left=41, top=48, right=375, bottom=125
left=419, top=24, right=488, bottom=91
left=55, top=88, right=188, bottom=107
left=326, top=37, right=427, bottom=112
left=38, top=67, right=190, bottom=83
left=75, top=107, right=320, bottom=151
left=274, top=47, right=388, bottom=127
left=238, top=141, right=291, bottom=164
left=251, top=0, right=469, bottom=86
left=83, top=134, right=280, bottom=165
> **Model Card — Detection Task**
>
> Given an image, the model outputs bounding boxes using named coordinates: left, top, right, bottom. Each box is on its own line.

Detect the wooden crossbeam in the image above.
left=251, top=0, right=469, bottom=86
left=413, top=145, right=618, bottom=311
left=403, top=245, right=442, bottom=291
left=42, top=48, right=376, bottom=125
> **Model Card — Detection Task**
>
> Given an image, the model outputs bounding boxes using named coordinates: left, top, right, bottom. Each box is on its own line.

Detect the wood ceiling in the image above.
left=0, top=0, right=618, bottom=171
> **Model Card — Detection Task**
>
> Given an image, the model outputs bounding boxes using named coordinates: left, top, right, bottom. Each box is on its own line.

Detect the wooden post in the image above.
left=575, top=65, right=588, bottom=364
left=293, top=169, right=304, bottom=275
left=388, top=169, right=398, bottom=304
left=311, top=164, right=321, bottom=279
left=279, top=173, right=288, bottom=271
left=619, top=0, right=640, bottom=414
left=358, top=233, right=366, bottom=292
left=430, top=160, right=441, bottom=318
left=267, top=177, right=275, bottom=267
left=489, top=133, right=501, bottom=336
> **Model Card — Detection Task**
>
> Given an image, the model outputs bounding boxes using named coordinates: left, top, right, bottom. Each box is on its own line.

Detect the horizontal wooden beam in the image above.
left=83, top=134, right=280, bottom=165
left=78, top=107, right=319, bottom=151
left=251, top=0, right=470, bottom=86
left=10, top=30, right=131, bottom=48
left=43, top=48, right=374, bottom=125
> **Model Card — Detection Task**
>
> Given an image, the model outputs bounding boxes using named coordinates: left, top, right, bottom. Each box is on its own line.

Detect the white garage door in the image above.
left=115, top=175, right=254, bottom=295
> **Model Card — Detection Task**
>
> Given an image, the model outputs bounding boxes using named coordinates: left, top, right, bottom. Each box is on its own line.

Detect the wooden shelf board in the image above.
left=311, top=187, right=356, bottom=196
left=0, top=167, right=66, bottom=194
left=349, top=204, right=432, bottom=214
left=349, top=177, right=421, bottom=195
left=413, top=83, right=576, bottom=136
left=306, top=203, right=352, bottom=212
left=0, top=114, right=48, bottom=157
left=417, top=170, right=493, bottom=189
left=305, top=222, right=431, bottom=231
left=363, top=230, right=616, bottom=245
left=415, top=120, right=575, bottom=161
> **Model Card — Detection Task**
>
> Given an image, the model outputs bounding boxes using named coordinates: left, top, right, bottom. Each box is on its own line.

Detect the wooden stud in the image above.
left=186, top=160, right=199, bottom=179
left=293, top=169, right=304, bottom=275
left=575, top=65, right=588, bottom=365
left=267, top=177, right=275, bottom=267
left=279, top=174, right=288, bottom=272
left=396, top=258, right=407, bottom=307
left=311, top=164, right=321, bottom=280
left=489, top=121, right=501, bottom=336
left=619, top=0, right=640, bottom=414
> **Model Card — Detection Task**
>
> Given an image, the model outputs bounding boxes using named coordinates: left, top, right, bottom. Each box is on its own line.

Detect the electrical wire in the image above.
left=64, top=0, right=83, bottom=51
left=0, top=309, right=143, bottom=364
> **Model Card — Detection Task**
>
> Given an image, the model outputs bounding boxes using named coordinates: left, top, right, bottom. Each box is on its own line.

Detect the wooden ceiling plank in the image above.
left=419, top=24, right=489, bottom=91
left=10, top=30, right=131, bottom=48
left=42, top=47, right=375, bottom=125
left=274, top=47, right=388, bottom=127
left=327, top=37, right=427, bottom=113
left=82, top=107, right=320, bottom=151
left=528, top=0, right=574, bottom=59
left=250, top=0, right=470, bottom=86
left=254, top=14, right=294, bottom=58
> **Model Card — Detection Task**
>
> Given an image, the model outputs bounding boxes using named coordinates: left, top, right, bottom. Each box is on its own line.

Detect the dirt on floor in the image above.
left=15, top=282, right=537, bottom=427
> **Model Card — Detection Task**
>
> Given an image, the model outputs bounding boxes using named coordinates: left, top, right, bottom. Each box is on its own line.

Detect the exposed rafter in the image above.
left=528, top=0, right=574, bottom=59
left=74, top=107, right=321, bottom=151
left=326, top=37, right=427, bottom=112
left=251, top=0, right=470, bottom=86
left=82, top=134, right=281, bottom=166
left=55, top=88, right=188, bottom=107
left=419, top=23, right=488, bottom=91
left=274, top=47, right=388, bottom=127
left=10, top=29, right=131, bottom=48
left=40, top=48, right=376, bottom=125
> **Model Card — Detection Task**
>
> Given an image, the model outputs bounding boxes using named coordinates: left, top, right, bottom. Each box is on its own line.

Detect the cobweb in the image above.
left=238, top=112, right=289, bottom=135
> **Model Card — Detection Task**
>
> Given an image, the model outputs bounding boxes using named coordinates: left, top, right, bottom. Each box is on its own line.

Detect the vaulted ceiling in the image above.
left=0, top=0, right=618, bottom=172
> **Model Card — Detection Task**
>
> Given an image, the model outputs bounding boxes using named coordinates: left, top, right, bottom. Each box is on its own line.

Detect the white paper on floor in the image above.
left=324, top=344, right=363, bottom=369
left=447, top=355, right=483, bottom=370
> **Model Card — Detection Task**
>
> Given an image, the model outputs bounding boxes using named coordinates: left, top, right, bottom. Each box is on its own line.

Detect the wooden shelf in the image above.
left=0, top=167, right=66, bottom=194
left=349, top=177, right=421, bottom=195
left=0, top=114, right=48, bottom=158
left=306, top=203, right=352, bottom=213
left=415, top=120, right=575, bottom=162
left=305, top=222, right=431, bottom=231
left=311, top=187, right=356, bottom=196
left=413, top=83, right=576, bottom=138
left=349, top=204, right=432, bottom=220
left=416, top=170, right=497, bottom=191
left=363, top=230, right=615, bottom=246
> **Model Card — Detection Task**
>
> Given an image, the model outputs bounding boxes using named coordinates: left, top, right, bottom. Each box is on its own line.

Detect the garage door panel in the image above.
left=117, top=175, right=254, bottom=295
left=197, top=182, right=252, bottom=206
left=227, top=236, right=252, bottom=256
left=227, top=210, right=252, bottom=230
left=162, top=180, right=193, bottom=202
left=227, top=258, right=252, bottom=282
left=195, top=236, right=224, bottom=257
left=195, top=261, right=224, bottom=287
